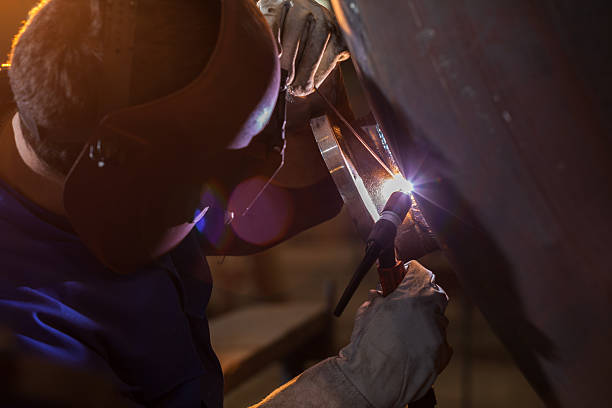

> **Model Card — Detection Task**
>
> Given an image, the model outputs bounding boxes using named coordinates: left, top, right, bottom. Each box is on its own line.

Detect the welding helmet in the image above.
left=49, top=0, right=281, bottom=272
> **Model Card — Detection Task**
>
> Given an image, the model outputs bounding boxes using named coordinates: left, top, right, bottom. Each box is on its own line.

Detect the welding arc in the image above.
left=314, top=87, right=395, bottom=178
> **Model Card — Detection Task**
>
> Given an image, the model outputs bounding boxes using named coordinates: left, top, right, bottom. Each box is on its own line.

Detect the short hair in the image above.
left=8, top=0, right=220, bottom=175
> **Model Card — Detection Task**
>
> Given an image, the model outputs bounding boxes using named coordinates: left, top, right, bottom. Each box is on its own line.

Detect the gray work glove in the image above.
left=257, top=0, right=350, bottom=96
left=254, top=261, right=452, bottom=408
left=336, top=261, right=452, bottom=407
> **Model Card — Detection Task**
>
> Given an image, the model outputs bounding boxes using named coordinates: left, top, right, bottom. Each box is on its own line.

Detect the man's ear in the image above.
left=12, top=113, right=66, bottom=186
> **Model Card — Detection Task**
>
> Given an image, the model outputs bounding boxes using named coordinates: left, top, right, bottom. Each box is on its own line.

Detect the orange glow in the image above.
left=7, top=0, right=51, bottom=65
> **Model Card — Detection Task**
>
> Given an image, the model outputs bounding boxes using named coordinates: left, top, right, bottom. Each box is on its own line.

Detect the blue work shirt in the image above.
left=0, top=179, right=223, bottom=407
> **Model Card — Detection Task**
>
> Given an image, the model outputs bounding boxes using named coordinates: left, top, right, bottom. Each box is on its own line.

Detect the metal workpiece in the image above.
left=330, top=0, right=612, bottom=406
left=311, top=113, right=436, bottom=259
left=310, top=115, right=377, bottom=240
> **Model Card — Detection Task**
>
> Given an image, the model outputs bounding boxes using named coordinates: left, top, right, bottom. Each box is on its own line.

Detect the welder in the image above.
left=0, top=0, right=451, bottom=406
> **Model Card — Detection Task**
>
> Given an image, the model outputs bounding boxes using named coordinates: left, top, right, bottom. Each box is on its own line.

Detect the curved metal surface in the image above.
left=332, top=0, right=612, bottom=406
left=310, top=115, right=377, bottom=240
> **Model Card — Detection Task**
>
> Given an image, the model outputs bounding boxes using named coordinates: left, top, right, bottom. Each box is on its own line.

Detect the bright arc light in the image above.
left=381, top=175, right=414, bottom=201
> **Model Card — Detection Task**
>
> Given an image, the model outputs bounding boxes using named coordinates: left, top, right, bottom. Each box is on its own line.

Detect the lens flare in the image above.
left=381, top=175, right=414, bottom=202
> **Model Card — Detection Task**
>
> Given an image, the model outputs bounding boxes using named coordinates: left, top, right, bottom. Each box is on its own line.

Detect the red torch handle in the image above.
left=377, top=261, right=407, bottom=297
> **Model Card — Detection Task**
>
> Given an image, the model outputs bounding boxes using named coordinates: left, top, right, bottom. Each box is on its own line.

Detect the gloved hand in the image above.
left=254, top=261, right=452, bottom=408
left=257, top=0, right=350, bottom=96
left=336, top=260, right=452, bottom=407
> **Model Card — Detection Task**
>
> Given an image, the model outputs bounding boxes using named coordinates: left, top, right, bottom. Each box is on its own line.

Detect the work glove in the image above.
left=257, top=0, right=350, bottom=96
left=254, top=261, right=452, bottom=408
left=336, top=261, right=452, bottom=407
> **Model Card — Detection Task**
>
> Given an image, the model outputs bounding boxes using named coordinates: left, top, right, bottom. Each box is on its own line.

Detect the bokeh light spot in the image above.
left=193, top=208, right=208, bottom=233
left=228, top=177, right=293, bottom=246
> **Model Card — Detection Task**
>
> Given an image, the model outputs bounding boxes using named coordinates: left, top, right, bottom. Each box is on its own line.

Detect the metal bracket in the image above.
left=310, top=115, right=378, bottom=239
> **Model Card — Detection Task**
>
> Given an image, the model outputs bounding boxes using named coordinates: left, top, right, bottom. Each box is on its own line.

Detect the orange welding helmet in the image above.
left=57, top=0, right=281, bottom=272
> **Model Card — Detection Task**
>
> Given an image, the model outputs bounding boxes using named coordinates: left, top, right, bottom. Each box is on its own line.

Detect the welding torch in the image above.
left=333, top=190, right=438, bottom=408
left=334, top=190, right=413, bottom=316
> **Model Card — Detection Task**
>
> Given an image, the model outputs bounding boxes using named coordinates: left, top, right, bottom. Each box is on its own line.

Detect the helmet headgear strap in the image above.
left=98, top=0, right=139, bottom=116
left=87, top=0, right=139, bottom=167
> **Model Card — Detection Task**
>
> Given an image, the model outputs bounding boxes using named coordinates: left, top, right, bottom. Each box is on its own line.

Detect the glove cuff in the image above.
left=254, top=357, right=373, bottom=407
